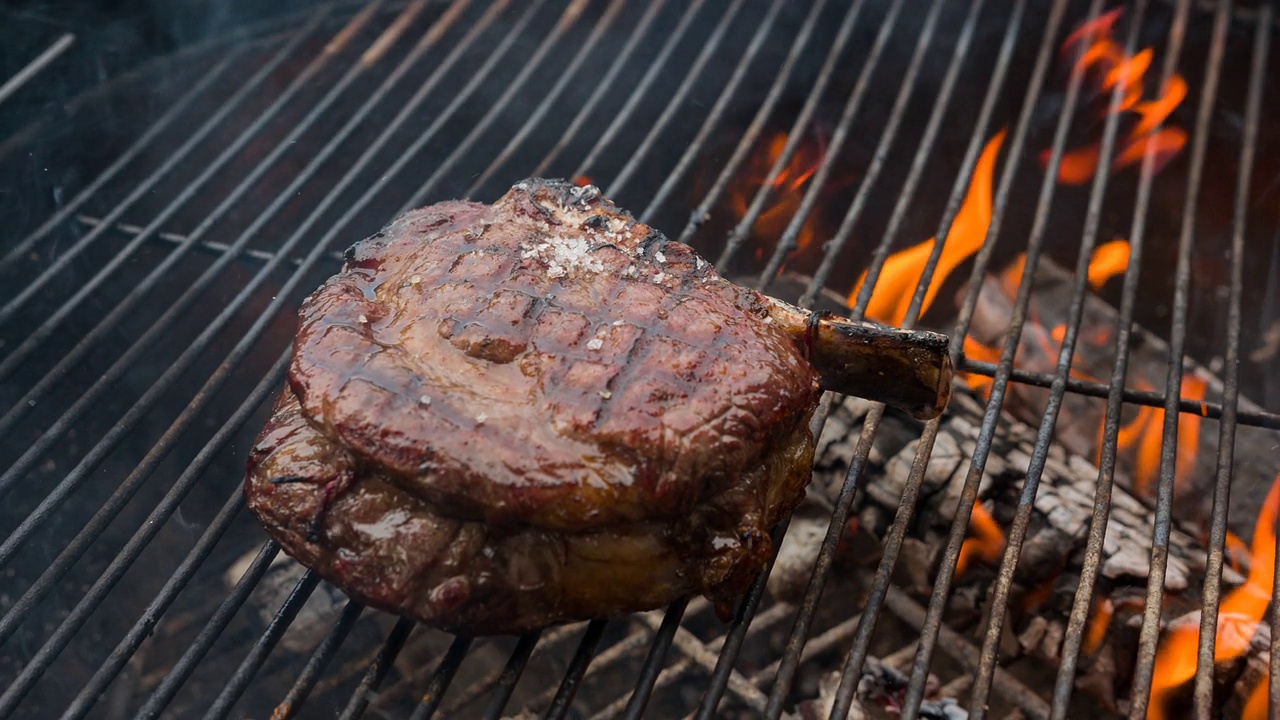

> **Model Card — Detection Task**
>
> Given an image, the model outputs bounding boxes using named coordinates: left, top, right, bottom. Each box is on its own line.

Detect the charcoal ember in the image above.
left=965, top=254, right=1280, bottom=539
left=812, top=386, right=1249, bottom=713
left=791, top=663, right=968, bottom=720
left=768, top=515, right=834, bottom=604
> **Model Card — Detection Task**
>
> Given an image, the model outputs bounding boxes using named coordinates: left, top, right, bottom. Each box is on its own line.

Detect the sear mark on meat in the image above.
left=245, top=179, right=845, bottom=635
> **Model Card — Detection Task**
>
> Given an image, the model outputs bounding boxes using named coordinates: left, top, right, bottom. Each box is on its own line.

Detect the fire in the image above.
left=1049, top=9, right=1189, bottom=185
left=1082, top=597, right=1114, bottom=656
left=1086, top=239, right=1131, bottom=289
left=572, top=175, right=593, bottom=187
left=956, top=502, right=1005, bottom=578
left=728, top=131, right=825, bottom=261
left=1134, top=375, right=1207, bottom=498
left=1243, top=674, right=1269, bottom=720
left=1148, top=471, right=1280, bottom=718
left=849, top=131, right=1006, bottom=326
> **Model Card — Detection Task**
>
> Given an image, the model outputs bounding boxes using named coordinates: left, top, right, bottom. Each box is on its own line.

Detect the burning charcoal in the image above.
left=965, top=252, right=1280, bottom=539
left=769, top=514, right=835, bottom=604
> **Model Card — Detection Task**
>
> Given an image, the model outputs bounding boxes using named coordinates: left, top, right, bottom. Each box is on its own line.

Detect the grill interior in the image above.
left=2, top=0, right=1280, bottom=718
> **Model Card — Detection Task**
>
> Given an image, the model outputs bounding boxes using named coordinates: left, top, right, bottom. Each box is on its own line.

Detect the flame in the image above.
left=728, top=131, right=825, bottom=261
left=850, top=131, right=1006, bottom=326
left=1226, top=530, right=1251, bottom=574
left=1086, top=239, right=1131, bottom=289
left=960, top=336, right=1001, bottom=400
left=1082, top=597, right=1114, bottom=656
left=956, top=502, right=1006, bottom=578
left=1243, top=673, right=1269, bottom=720
left=1148, top=471, right=1280, bottom=719
left=573, top=175, right=593, bottom=187
left=1050, top=10, right=1188, bottom=185
left=1133, top=375, right=1206, bottom=498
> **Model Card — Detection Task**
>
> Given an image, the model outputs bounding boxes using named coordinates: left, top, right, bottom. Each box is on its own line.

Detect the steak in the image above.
left=244, top=179, right=951, bottom=635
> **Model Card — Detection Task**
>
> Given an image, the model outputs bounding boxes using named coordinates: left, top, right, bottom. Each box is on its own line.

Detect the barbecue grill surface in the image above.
left=2, top=1, right=1280, bottom=718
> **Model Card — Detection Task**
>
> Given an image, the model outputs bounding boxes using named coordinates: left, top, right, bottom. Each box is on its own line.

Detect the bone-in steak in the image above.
left=245, top=179, right=822, bottom=634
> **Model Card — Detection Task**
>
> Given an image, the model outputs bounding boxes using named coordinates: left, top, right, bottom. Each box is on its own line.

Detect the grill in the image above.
left=2, top=0, right=1280, bottom=718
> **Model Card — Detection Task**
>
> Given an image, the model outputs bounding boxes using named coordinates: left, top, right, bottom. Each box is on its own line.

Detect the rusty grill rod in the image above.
left=1129, top=0, right=1234, bottom=716
left=1194, top=2, right=1269, bottom=715
left=828, top=6, right=1022, bottom=715
left=761, top=0, right=953, bottom=712
left=966, top=0, right=1150, bottom=714
left=895, top=0, right=1082, bottom=714
left=1046, top=0, right=1190, bottom=714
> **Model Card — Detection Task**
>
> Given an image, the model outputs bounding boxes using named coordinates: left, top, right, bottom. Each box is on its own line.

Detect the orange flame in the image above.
left=1134, top=375, right=1207, bottom=498
left=572, top=175, right=593, bottom=187
left=1086, top=239, right=1131, bottom=289
left=849, top=130, right=1006, bottom=326
left=1050, top=10, right=1188, bottom=185
left=1148, top=471, right=1280, bottom=719
left=1082, top=597, right=1114, bottom=657
left=729, top=132, right=825, bottom=261
left=956, top=502, right=1006, bottom=578
left=1243, top=673, right=1269, bottom=720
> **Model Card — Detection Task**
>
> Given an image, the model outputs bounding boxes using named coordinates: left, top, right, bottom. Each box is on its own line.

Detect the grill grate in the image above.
left=1, top=1, right=1278, bottom=718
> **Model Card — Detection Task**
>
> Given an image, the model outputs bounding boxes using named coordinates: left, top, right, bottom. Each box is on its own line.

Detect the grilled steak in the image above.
left=245, top=178, right=951, bottom=635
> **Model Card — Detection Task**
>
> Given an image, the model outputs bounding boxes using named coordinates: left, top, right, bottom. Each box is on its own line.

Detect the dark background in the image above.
left=0, top=0, right=324, bottom=137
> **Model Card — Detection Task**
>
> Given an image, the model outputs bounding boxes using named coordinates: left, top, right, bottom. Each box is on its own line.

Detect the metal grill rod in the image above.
left=1048, top=2, right=1198, bottom=714
left=396, top=0, right=620, bottom=214
left=461, top=0, right=641, bottom=198
left=273, top=601, right=366, bottom=720
left=1194, top=3, right=1267, bottom=713
left=964, top=0, right=1150, bottom=713
left=713, top=0, right=870, bottom=272
left=895, top=0, right=1079, bottom=713
left=563, top=0, right=712, bottom=184
left=545, top=620, right=608, bottom=720
left=203, top=571, right=324, bottom=720
left=479, top=630, right=541, bottom=719
left=337, top=617, right=416, bottom=720
left=0, top=4, right=341, bottom=337
left=828, top=2, right=1020, bottom=715
left=638, top=0, right=822, bottom=227
left=0, top=33, right=75, bottom=107
left=796, top=0, right=953, bottom=309
left=753, top=0, right=914, bottom=292
left=606, top=0, right=758, bottom=201
left=0, top=10, right=444, bottom=524
left=758, top=0, right=950, bottom=712
left=1129, top=0, right=1232, bottom=716
left=59, top=481, right=250, bottom=718
left=410, top=636, right=474, bottom=720
left=136, top=541, right=284, bottom=720
left=960, top=359, right=1280, bottom=431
